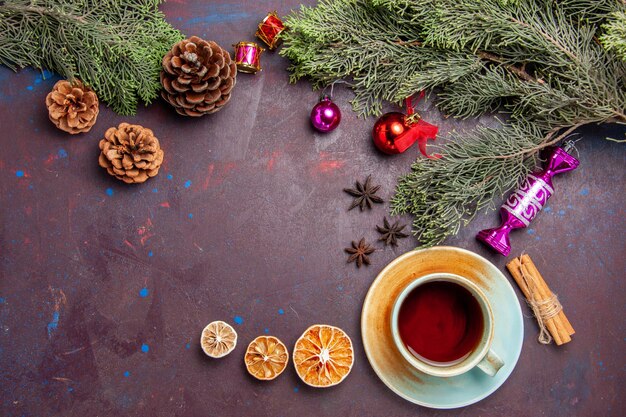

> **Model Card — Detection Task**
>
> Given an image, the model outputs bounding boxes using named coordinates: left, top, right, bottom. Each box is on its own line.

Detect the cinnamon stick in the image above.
left=520, top=262, right=570, bottom=345
left=506, top=255, right=574, bottom=345
left=520, top=255, right=575, bottom=336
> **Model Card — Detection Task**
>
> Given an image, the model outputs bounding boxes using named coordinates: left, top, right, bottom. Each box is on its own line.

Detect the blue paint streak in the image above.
left=264, top=328, right=269, bottom=334
left=16, top=170, right=24, bottom=178
left=558, top=210, right=566, bottom=216
left=544, top=206, right=552, bottom=213
left=294, top=387, right=299, bottom=393
left=47, top=311, right=60, bottom=337
left=278, top=309, right=284, bottom=315
left=184, top=180, right=192, bottom=188
left=106, top=188, right=114, bottom=196
left=0, top=297, right=5, bottom=303
left=123, top=371, right=130, bottom=377
left=234, top=316, right=244, bottom=325
left=26, top=85, right=34, bottom=91
left=527, top=229, right=535, bottom=235
left=67, top=387, right=74, bottom=393
left=139, top=287, right=149, bottom=298
left=337, top=285, right=343, bottom=291
left=58, top=149, right=68, bottom=158
left=148, top=251, right=153, bottom=257
left=167, top=174, right=173, bottom=180
left=580, top=188, right=589, bottom=196
left=188, top=213, right=193, bottom=219
left=152, top=188, right=158, bottom=193
left=141, top=343, right=149, bottom=353
left=184, top=13, right=251, bottom=27
left=185, top=343, right=191, bottom=350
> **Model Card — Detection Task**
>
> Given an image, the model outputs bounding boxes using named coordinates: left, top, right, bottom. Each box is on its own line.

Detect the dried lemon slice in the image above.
left=200, top=321, right=237, bottom=358
left=293, top=324, right=354, bottom=387
left=244, top=336, right=289, bottom=380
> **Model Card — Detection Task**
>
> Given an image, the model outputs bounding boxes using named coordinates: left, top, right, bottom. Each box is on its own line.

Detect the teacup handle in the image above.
left=476, top=349, right=504, bottom=377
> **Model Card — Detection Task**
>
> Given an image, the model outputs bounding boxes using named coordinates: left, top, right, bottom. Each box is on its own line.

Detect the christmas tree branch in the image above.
left=0, top=0, right=183, bottom=115
left=282, top=0, right=626, bottom=247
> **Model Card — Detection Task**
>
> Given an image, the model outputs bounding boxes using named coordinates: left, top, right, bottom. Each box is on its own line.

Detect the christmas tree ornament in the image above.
left=256, top=11, right=286, bottom=50
left=45, top=79, right=99, bottom=134
left=293, top=324, right=354, bottom=388
left=477, top=145, right=580, bottom=256
left=200, top=321, right=238, bottom=358
left=98, top=123, right=164, bottom=184
left=161, top=36, right=236, bottom=117
left=310, top=95, right=341, bottom=132
left=233, top=41, right=265, bottom=74
left=244, top=336, right=289, bottom=380
left=372, top=96, right=439, bottom=157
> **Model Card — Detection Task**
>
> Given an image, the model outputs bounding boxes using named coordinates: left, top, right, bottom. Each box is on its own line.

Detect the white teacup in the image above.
left=390, top=273, right=504, bottom=378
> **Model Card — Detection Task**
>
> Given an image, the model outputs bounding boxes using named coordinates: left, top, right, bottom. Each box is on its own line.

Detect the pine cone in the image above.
left=45, top=79, right=99, bottom=134
left=98, top=123, right=164, bottom=184
left=160, top=36, right=237, bottom=117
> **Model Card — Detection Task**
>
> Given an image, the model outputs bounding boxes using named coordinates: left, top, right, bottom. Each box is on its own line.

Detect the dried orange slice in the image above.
left=244, top=336, right=289, bottom=380
left=293, top=324, right=354, bottom=387
left=200, top=321, right=237, bottom=358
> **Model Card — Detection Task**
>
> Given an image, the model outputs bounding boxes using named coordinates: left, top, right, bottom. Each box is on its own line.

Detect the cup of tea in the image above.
left=390, top=272, right=504, bottom=377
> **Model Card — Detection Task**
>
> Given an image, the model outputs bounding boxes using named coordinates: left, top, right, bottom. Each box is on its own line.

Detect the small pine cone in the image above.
left=45, top=79, right=99, bottom=134
left=98, top=123, right=164, bottom=184
left=160, top=36, right=237, bottom=117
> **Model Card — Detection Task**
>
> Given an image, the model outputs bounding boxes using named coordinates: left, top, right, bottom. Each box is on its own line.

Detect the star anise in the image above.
left=376, top=217, right=409, bottom=247
left=343, top=175, right=384, bottom=211
left=345, top=238, right=375, bottom=268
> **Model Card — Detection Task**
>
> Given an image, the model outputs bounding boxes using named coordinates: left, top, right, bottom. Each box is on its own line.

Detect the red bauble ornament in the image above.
left=372, top=95, right=439, bottom=158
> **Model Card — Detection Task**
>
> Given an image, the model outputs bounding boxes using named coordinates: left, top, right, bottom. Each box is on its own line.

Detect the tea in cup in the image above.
left=390, top=273, right=503, bottom=377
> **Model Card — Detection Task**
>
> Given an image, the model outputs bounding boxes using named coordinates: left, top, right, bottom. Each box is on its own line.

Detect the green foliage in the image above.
left=0, top=0, right=183, bottom=115
left=601, top=12, right=626, bottom=61
left=281, top=0, right=626, bottom=247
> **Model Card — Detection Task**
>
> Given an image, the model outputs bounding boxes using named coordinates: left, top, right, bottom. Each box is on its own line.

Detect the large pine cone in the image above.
left=160, top=36, right=237, bottom=116
left=45, top=79, right=99, bottom=134
left=98, top=123, right=164, bottom=184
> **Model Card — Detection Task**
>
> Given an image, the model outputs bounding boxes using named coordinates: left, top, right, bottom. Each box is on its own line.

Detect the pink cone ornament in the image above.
left=477, top=145, right=580, bottom=256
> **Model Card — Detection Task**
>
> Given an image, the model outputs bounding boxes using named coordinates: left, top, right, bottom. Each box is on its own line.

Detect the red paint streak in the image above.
left=123, top=240, right=135, bottom=249
left=315, top=160, right=345, bottom=173
left=24, top=206, right=32, bottom=216
left=201, top=162, right=237, bottom=189
left=44, top=154, right=56, bottom=167
left=140, top=233, right=154, bottom=246
left=266, top=151, right=281, bottom=171
left=312, top=152, right=345, bottom=174
left=137, top=218, right=155, bottom=246
left=23, top=237, right=32, bottom=244
left=159, top=201, right=170, bottom=208
left=202, top=164, right=215, bottom=190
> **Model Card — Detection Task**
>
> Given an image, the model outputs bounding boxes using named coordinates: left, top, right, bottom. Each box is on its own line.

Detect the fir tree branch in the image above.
left=0, top=0, right=183, bottom=115
left=282, top=0, right=626, bottom=247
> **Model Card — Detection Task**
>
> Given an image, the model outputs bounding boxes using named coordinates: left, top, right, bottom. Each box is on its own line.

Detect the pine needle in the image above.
left=280, top=0, right=626, bottom=247
left=0, top=0, right=183, bottom=115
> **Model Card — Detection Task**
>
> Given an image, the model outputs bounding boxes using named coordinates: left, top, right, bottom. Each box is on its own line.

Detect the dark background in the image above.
left=0, top=1, right=624, bottom=416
